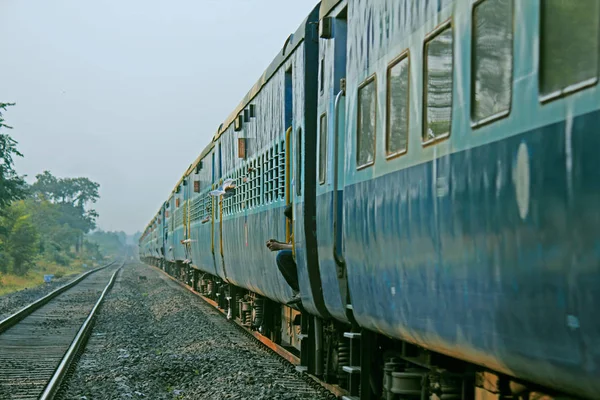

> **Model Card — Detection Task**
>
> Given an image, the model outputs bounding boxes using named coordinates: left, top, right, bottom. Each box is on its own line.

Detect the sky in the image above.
left=0, top=0, right=319, bottom=234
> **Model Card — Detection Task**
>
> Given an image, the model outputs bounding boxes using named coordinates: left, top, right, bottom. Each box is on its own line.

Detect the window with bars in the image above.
left=247, top=158, right=261, bottom=208
left=263, top=141, right=285, bottom=203
left=190, top=191, right=213, bottom=222
left=212, top=142, right=288, bottom=217
left=222, top=171, right=238, bottom=216
left=174, top=206, right=184, bottom=228
left=168, top=212, right=174, bottom=232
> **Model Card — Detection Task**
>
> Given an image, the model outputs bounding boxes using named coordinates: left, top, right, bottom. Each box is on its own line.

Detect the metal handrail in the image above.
left=332, top=88, right=346, bottom=273
left=285, top=126, right=293, bottom=243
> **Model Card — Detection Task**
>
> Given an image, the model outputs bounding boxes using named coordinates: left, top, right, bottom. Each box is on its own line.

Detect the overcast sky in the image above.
left=0, top=0, right=318, bottom=234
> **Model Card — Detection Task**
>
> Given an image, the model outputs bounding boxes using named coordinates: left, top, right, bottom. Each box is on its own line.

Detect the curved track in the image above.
left=0, top=262, right=122, bottom=399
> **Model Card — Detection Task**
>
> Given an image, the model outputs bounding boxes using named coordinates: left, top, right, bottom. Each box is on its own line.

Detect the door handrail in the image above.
left=285, top=126, right=292, bottom=244
left=332, top=88, right=346, bottom=273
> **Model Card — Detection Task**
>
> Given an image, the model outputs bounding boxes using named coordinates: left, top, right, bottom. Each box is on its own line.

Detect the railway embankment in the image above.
left=62, top=262, right=332, bottom=400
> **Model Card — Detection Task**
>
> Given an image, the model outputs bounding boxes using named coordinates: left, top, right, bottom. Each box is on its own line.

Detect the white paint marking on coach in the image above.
left=513, top=142, right=530, bottom=220
left=565, top=109, right=573, bottom=203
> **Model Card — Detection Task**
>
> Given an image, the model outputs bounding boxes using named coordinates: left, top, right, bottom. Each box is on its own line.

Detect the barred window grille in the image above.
left=278, top=140, right=285, bottom=200
left=222, top=173, right=235, bottom=216
left=263, top=148, right=273, bottom=203
left=232, top=168, right=245, bottom=214
left=234, top=168, right=243, bottom=213
left=210, top=146, right=289, bottom=217
left=174, top=206, right=184, bottom=228
left=189, top=195, right=204, bottom=222
left=263, top=142, right=286, bottom=202
left=204, top=194, right=213, bottom=218
left=248, top=158, right=261, bottom=208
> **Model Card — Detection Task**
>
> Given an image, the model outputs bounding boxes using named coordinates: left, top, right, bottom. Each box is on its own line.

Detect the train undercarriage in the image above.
left=141, top=257, right=575, bottom=400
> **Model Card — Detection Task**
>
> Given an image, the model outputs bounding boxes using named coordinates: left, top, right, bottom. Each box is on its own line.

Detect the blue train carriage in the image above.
left=317, top=0, right=599, bottom=399
left=210, top=2, right=329, bottom=349
left=139, top=225, right=148, bottom=259
left=140, top=207, right=160, bottom=264
left=144, top=3, right=329, bottom=361
left=186, top=142, right=224, bottom=279
left=140, top=210, right=159, bottom=260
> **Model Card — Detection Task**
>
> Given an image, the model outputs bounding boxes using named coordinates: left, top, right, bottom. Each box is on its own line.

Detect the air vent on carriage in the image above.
left=320, top=17, right=333, bottom=39
left=235, top=115, right=243, bottom=131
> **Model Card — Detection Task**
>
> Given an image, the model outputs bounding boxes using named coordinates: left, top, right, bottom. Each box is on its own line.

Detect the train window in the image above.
left=472, top=0, right=513, bottom=125
left=386, top=52, right=410, bottom=157
left=278, top=139, right=285, bottom=199
left=296, top=128, right=302, bottom=196
left=540, top=1, right=599, bottom=101
left=319, top=113, right=327, bottom=184
left=423, top=22, right=453, bottom=143
left=357, top=75, right=377, bottom=168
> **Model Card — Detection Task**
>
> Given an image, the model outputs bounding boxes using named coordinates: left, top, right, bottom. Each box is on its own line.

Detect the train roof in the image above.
left=167, top=3, right=319, bottom=199
left=212, top=4, right=319, bottom=143
left=319, top=0, right=343, bottom=19
left=156, top=3, right=320, bottom=231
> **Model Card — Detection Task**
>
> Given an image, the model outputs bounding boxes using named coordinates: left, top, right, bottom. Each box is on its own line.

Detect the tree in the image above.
left=0, top=201, right=39, bottom=275
left=86, top=230, right=128, bottom=258
left=30, top=171, right=100, bottom=252
left=31, top=171, right=99, bottom=207
left=0, top=103, right=26, bottom=214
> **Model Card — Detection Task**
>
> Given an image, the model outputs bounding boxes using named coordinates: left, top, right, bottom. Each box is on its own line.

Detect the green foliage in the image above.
left=0, top=201, right=38, bottom=275
left=86, top=230, right=128, bottom=259
left=0, top=104, right=103, bottom=279
left=0, top=103, right=26, bottom=214
left=5, top=202, right=38, bottom=275
left=29, top=171, right=101, bottom=253
left=31, top=171, right=100, bottom=208
left=0, top=171, right=103, bottom=276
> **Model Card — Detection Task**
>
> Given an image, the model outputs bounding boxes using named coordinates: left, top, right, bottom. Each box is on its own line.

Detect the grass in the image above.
left=0, top=259, right=93, bottom=296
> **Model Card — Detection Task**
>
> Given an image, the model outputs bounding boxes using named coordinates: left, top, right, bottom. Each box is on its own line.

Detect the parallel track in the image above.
left=0, top=262, right=122, bottom=400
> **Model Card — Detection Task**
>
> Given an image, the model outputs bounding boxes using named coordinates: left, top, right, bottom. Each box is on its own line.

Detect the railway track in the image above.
left=149, top=264, right=343, bottom=399
left=0, top=261, right=123, bottom=400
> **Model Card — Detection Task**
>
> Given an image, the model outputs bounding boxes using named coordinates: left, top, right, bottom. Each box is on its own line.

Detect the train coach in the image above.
left=140, top=1, right=600, bottom=399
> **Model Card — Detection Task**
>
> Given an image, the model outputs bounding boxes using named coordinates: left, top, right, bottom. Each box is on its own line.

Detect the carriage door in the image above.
left=327, top=7, right=350, bottom=309
left=215, top=143, right=229, bottom=280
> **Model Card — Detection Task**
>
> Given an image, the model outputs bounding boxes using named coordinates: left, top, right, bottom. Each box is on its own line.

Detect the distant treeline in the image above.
left=0, top=102, right=124, bottom=276
left=87, top=230, right=141, bottom=259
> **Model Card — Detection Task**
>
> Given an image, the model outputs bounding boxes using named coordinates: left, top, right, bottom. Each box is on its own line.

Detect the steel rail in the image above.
left=39, top=262, right=124, bottom=400
left=0, top=260, right=116, bottom=334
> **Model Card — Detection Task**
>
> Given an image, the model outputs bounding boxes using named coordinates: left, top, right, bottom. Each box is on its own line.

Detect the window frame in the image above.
left=356, top=74, right=378, bottom=170
left=319, top=113, right=328, bottom=184
left=422, top=19, right=454, bottom=147
left=538, top=1, right=600, bottom=103
left=386, top=50, right=411, bottom=160
left=471, top=0, right=514, bottom=128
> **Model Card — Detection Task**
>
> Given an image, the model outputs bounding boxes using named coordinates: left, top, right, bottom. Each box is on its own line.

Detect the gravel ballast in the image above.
left=62, top=263, right=332, bottom=400
left=0, top=273, right=84, bottom=321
